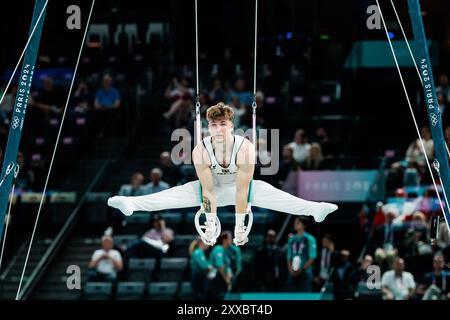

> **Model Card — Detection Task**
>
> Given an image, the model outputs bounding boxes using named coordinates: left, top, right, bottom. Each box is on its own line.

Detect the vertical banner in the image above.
left=407, top=0, right=450, bottom=229
left=0, top=0, right=47, bottom=241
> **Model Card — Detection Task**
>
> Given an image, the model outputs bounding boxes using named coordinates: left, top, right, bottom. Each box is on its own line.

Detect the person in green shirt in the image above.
left=287, top=217, right=317, bottom=292
left=226, top=243, right=242, bottom=289
left=208, top=231, right=233, bottom=300
left=227, top=244, right=242, bottom=275
left=189, top=238, right=213, bottom=299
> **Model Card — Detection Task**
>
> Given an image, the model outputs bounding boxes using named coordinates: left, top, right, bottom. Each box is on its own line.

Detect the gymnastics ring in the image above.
left=194, top=206, right=221, bottom=245
left=234, top=204, right=254, bottom=246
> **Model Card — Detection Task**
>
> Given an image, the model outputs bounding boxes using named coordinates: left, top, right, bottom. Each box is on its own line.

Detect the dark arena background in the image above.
left=0, top=0, right=450, bottom=305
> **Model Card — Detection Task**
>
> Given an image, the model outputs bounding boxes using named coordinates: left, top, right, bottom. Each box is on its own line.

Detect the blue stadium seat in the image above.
left=179, top=281, right=193, bottom=300
left=83, top=282, right=113, bottom=300
left=159, top=257, right=188, bottom=282
left=354, top=282, right=382, bottom=300
left=148, top=282, right=178, bottom=300
left=127, top=258, right=156, bottom=281
left=116, top=281, right=146, bottom=300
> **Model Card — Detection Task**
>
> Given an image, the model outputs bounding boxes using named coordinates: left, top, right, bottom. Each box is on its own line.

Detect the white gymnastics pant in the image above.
left=122, top=180, right=325, bottom=219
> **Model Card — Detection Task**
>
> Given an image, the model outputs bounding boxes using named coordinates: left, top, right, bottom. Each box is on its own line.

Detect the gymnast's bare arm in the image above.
left=235, top=138, right=255, bottom=213
left=193, top=143, right=217, bottom=213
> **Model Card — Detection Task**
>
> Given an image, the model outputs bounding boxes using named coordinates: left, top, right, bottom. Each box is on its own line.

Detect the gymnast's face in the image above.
left=208, top=118, right=233, bottom=143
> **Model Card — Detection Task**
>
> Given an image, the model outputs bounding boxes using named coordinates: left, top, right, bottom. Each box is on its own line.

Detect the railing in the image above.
left=0, top=241, right=27, bottom=299
left=17, top=113, right=141, bottom=300
left=17, top=159, right=111, bottom=299
left=357, top=156, right=388, bottom=263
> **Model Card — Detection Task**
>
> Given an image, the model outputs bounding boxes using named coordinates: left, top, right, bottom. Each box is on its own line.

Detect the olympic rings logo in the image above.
left=430, top=113, right=438, bottom=126
left=11, top=116, right=20, bottom=129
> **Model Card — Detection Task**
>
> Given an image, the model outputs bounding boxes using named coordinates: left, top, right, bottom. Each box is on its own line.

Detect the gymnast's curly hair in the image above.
left=206, top=102, right=234, bottom=122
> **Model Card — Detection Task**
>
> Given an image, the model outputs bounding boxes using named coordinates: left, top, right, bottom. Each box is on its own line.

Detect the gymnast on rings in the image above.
left=107, top=102, right=338, bottom=246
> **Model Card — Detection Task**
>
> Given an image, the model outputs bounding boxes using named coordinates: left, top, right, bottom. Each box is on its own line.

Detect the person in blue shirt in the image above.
left=92, top=74, right=121, bottom=138
left=189, top=238, right=213, bottom=299
left=118, top=172, right=146, bottom=197
left=287, top=217, right=317, bottom=292
left=226, top=79, right=253, bottom=106
left=95, top=74, right=121, bottom=110
left=417, top=254, right=450, bottom=300
left=144, top=168, right=170, bottom=194
left=208, top=231, right=233, bottom=299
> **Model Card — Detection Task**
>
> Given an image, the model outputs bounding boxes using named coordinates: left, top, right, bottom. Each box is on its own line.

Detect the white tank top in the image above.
left=202, top=134, right=246, bottom=186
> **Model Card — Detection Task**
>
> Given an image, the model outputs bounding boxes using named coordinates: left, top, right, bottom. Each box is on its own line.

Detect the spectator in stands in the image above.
left=332, top=249, right=355, bottom=300
left=404, top=211, right=429, bottom=242
left=144, top=168, right=170, bottom=194
left=256, top=137, right=270, bottom=165
left=302, top=143, right=325, bottom=170
left=436, top=74, right=450, bottom=105
left=276, top=145, right=301, bottom=188
left=159, top=151, right=181, bottom=187
left=371, top=207, right=401, bottom=271
left=405, top=126, right=434, bottom=168
left=254, top=138, right=272, bottom=184
left=164, top=77, right=195, bottom=102
left=163, top=77, right=194, bottom=128
left=405, top=139, right=427, bottom=168
left=0, top=84, right=16, bottom=126
left=286, top=217, right=317, bottom=292
left=118, top=172, right=145, bottom=196
left=288, top=129, right=311, bottom=164
left=438, top=94, right=447, bottom=117
left=349, top=255, right=374, bottom=291
left=15, top=151, right=35, bottom=191
left=420, top=125, right=434, bottom=159
left=195, top=92, right=211, bottom=129
left=94, top=74, right=121, bottom=110
left=255, top=229, right=283, bottom=291
left=417, top=254, right=450, bottom=300
left=31, top=76, right=64, bottom=115
left=437, top=219, right=450, bottom=250
left=72, top=80, right=91, bottom=113
left=229, top=96, right=246, bottom=129
left=29, top=76, right=64, bottom=133
left=226, top=243, right=242, bottom=287
left=88, top=235, right=123, bottom=282
left=402, top=211, right=433, bottom=275
left=208, top=231, right=233, bottom=300
left=445, top=126, right=450, bottom=152
left=0, top=84, right=17, bottom=141
left=164, top=95, right=194, bottom=129
left=176, top=135, right=197, bottom=184
left=209, top=79, right=226, bottom=104
left=415, top=188, right=440, bottom=217
left=111, top=172, right=146, bottom=231
left=92, top=74, right=121, bottom=137
left=313, top=234, right=338, bottom=290
left=253, top=91, right=270, bottom=129
left=189, top=238, right=213, bottom=300
left=125, top=214, right=174, bottom=259
left=227, top=78, right=253, bottom=106
left=314, top=127, right=336, bottom=159
left=381, top=257, right=415, bottom=300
